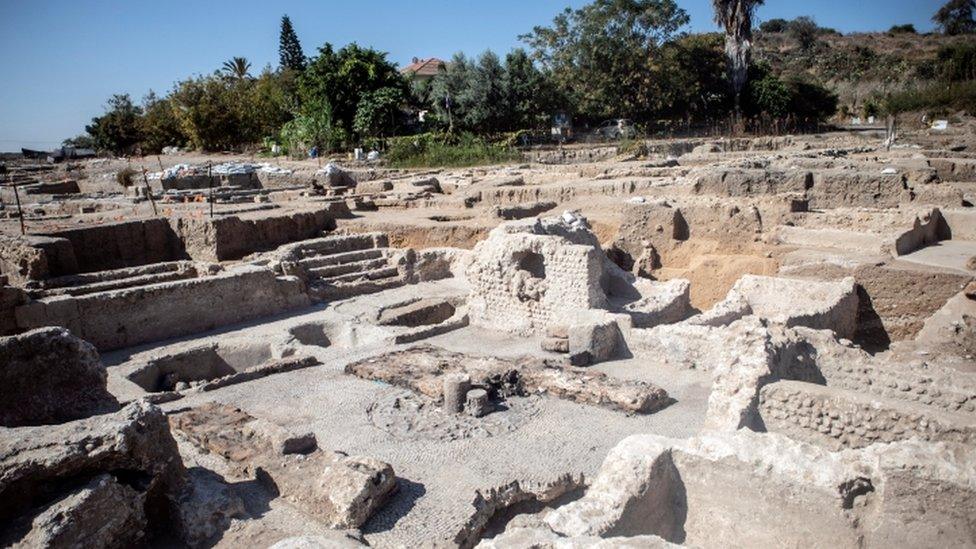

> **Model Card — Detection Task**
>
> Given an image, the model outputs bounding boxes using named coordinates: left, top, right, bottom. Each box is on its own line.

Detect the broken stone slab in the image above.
left=0, top=401, right=186, bottom=544
left=170, top=403, right=395, bottom=529
left=618, top=278, right=692, bottom=328
left=346, top=345, right=672, bottom=415
left=354, top=180, right=393, bottom=194
left=0, top=327, right=119, bottom=427
left=175, top=468, right=248, bottom=548
left=545, top=430, right=976, bottom=547
left=455, top=474, right=585, bottom=548
left=541, top=337, right=569, bottom=353
left=15, top=473, right=147, bottom=549
left=545, top=325, right=569, bottom=339
left=246, top=418, right=318, bottom=455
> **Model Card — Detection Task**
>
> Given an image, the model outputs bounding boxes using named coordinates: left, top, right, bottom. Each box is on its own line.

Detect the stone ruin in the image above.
left=1, top=128, right=975, bottom=547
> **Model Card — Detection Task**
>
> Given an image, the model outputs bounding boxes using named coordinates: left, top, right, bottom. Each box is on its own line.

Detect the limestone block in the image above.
left=17, top=474, right=147, bottom=549
left=568, top=320, right=624, bottom=365
left=0, top=327, right=119, bottom=427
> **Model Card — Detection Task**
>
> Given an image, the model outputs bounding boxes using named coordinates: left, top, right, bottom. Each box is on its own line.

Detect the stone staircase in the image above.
left=278, top=232, right=405, bottom=301
left=27, top=261, right=199, bottom=298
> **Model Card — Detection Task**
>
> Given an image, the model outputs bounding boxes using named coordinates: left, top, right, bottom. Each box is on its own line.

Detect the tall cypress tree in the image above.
left=279, top=15, right=306, bottom=71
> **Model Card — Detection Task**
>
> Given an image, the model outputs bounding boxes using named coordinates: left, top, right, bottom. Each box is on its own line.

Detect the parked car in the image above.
left=593, top=119, right=636, bottom=140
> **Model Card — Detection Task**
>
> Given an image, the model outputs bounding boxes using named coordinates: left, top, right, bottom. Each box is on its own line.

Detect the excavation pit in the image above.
left=377, top=298, right=458, bottom=327
left=125, top=340, right=274, bottom=392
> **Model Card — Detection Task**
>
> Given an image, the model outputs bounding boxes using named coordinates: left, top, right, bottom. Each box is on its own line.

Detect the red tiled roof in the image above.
left=400, top=57, right=447, bottom=77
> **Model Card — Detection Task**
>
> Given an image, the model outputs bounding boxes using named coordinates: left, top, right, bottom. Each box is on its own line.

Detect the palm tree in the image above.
left=221, top=57, right=252, bottom=81
left=712, top=0, right=764, bottom=120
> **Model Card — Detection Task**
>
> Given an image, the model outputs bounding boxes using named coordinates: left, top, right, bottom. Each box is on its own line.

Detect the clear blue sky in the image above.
left=0, top=0, right=943, bottom=151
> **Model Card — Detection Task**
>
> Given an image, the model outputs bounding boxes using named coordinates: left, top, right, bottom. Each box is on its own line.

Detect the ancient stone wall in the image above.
left=14, top=266, right=309, bottom=350
left=171, top=207, right=338, bottom=262
left=41, top=218, right=185, bottom=274
left=466, top=221, right=608, bottom=335
left=543, top=431, right=976, bottom=548
left=759, top=380, right=976, bottom=450
left=0, top=235, right=79, bottom=283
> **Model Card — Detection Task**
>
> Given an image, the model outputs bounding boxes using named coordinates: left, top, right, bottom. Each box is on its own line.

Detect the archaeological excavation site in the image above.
left=3, top=126, right=975, bottom=548
left=3, top=1, right=976, bottom=547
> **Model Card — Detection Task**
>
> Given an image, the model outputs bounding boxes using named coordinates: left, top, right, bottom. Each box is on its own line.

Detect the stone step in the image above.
left=310, top=273, right=407, bottom=301
left=319, top=265, right=400, bottom=284
left=38, top=261, right=190, bottom=290
left=298, top=248, right=385, bottom=269
left=307, top=257, right=390, bottom=279
left=38, top=270, right=198, bottom=298
left=293, top=233, right=388, bottom=258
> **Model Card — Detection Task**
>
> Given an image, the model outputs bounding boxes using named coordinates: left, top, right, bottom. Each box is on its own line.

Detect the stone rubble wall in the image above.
left=759, top=380, right=976, bottom=450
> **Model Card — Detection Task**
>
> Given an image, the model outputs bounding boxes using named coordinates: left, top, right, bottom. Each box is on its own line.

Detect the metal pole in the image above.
left=207, top=161, right=214, bottom=219
left=12, top=176, right=25, bottom=236
left=141, top=168, right=158, bottom=216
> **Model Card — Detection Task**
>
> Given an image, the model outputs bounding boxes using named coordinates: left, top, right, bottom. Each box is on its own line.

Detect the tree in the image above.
left=246, top=68, right=298, bottom=139
left=299, top=43, right=405, bottom=133
left=789, top=16, right=819, bottom=51
left=85, top=94, right=143, bottom=155
left=353, top=87, right=405, bottom=141
left=461, top=51, right=509, bottom=133
left=503, top=48, right=556, bottom=130
left=654, top=33, right=731, bottom=121
left=521, top=0, right=689, bottom=122
left=171, top=76, right=248, bottom=151
left=62, top=135, right=95, bottom=149
left=222, top=57, right=252, bottom=81
left=711, top=0, right=764, bottom=118
left=933, top=0, right=975, bottom=35
left=280, top=97, right=341, bottom=155
left=140, top=91, right=185, bottom=154
left=888, top=23, right=917, bottom=34
left=279, top=15, right=306, bottom=71
left=429, top=53, right=475, bottom=131
left=759, top=18, right=788, bottom=33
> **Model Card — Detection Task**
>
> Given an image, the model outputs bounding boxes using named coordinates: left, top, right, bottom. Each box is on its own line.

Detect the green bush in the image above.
left=759, top=18, right=789, bottom=33
left=140, top=92, right=186, bottom=154
left=937, top=42, right=976, bottom=81
left=279, top=98, right=346, bottom=157
left=747, top=73, right=791, bottom=118
left=86, top=94, right=143, bottom=155
left=385, top=132, right=521, bottom=168
left=883, top=80, right=976, bottom=115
